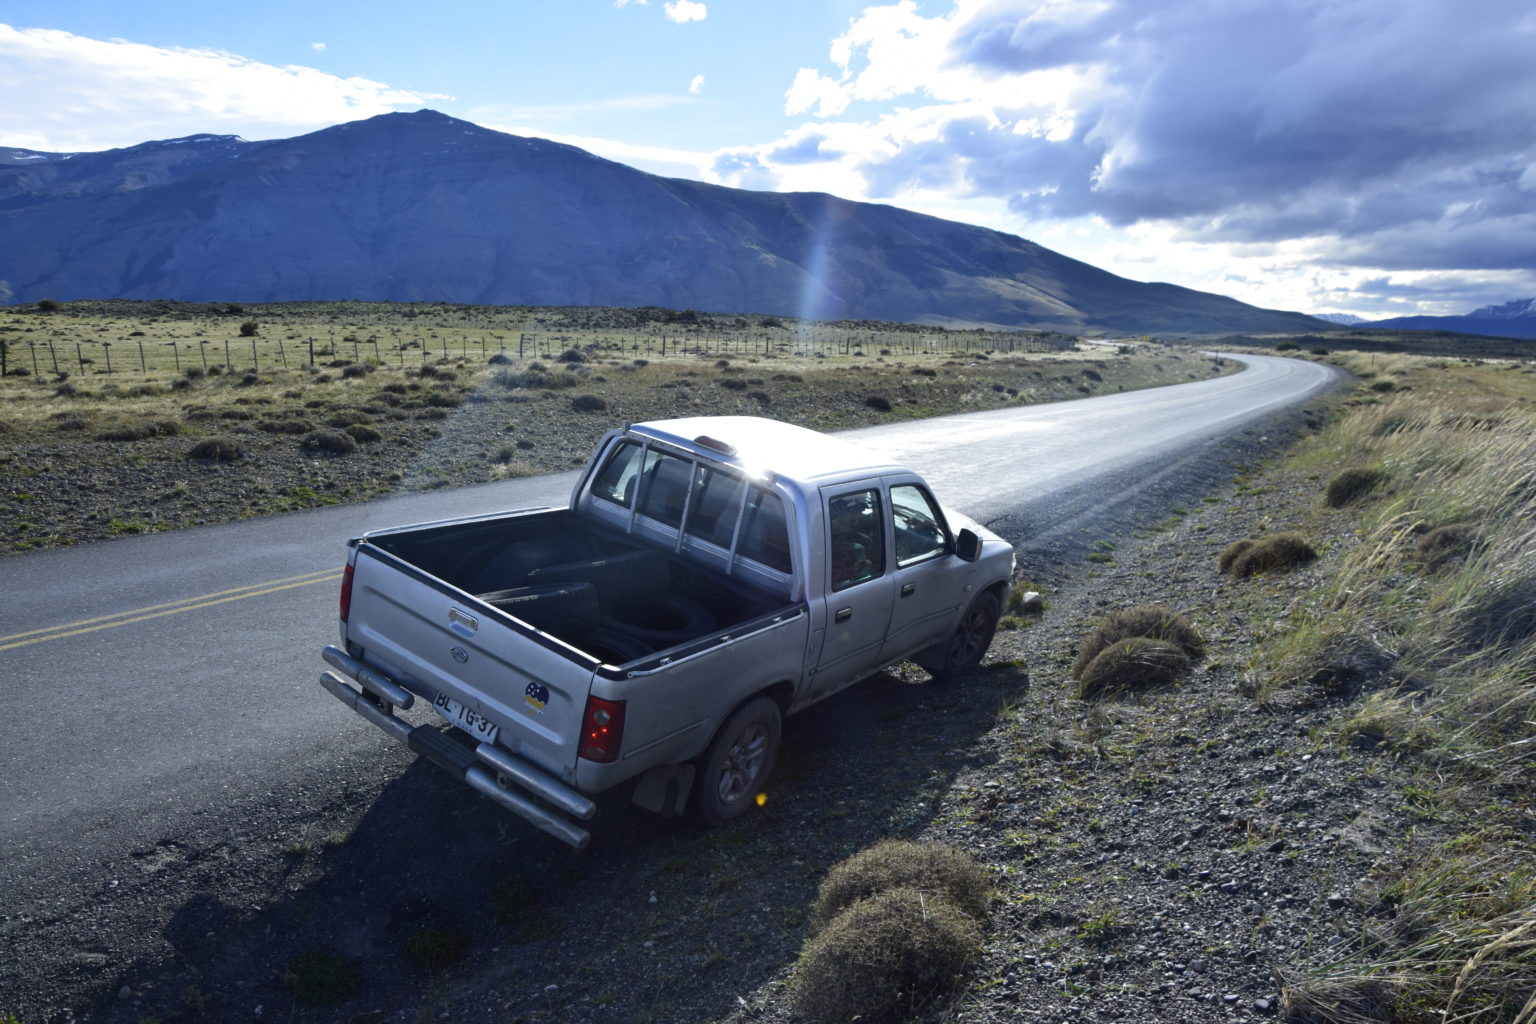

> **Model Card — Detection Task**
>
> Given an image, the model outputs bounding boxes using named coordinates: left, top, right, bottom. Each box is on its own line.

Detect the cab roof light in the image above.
left=693, top=435, right=737, bottom=457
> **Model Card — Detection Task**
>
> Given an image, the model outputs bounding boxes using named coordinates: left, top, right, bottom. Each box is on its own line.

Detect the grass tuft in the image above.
left=812, top=840, right=992, bottom=928
left=792, top=886, right=983, bottom=1024
left=1072, top=604, right=1204, bottom=678
left=1228, top=532, right=1317, bottom=578
left=1326, top=466, right=1388, bottom=507
left=1075, top=637, right=1191, bottom=699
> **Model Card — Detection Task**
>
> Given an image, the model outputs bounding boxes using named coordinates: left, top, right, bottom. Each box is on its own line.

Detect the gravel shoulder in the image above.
left=6, top=375, right=1448, bottom=1024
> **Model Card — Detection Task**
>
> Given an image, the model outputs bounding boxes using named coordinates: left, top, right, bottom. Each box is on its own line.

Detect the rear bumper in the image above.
left=319, top=645, right=594, bottom=849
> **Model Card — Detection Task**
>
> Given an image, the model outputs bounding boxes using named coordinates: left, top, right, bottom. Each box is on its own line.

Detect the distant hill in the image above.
left=1363, top=299, right=1536, bottom=340
left=1314, top=313, right=1365, bottom=326
left=0, top=110, right=1330, bottom=334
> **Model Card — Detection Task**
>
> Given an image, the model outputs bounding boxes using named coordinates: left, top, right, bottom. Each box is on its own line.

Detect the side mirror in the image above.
left=955, top=528, right=982, bottom=563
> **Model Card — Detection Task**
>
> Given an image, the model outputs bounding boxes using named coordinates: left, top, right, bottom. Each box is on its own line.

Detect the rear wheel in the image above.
left=694, top=696, right=781, bottom=825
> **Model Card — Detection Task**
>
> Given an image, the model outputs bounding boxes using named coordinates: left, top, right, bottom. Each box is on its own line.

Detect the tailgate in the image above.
left=344, top=543, right=590, bottom=784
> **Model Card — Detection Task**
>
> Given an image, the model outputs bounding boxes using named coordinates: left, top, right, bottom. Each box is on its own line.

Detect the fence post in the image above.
left=0, top=337, right=6, bottom=377
left=138, top=340, right=146, bottom=372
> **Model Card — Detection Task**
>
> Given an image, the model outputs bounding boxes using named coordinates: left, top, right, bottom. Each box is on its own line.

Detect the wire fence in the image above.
left=0, top=324, right=1077, bottom=379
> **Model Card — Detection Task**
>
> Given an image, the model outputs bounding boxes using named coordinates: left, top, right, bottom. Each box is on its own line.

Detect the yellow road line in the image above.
left=0, top=570, right=343, bottom=653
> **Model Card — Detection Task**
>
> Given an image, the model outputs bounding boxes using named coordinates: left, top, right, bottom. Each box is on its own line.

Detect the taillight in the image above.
left=339, top=564, right=355, bottom=622
left=578, top=696, right=626, bottom=763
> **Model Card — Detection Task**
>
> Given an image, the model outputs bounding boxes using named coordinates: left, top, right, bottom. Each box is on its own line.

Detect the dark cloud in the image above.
left=876, top=0, right=1536, bottom=271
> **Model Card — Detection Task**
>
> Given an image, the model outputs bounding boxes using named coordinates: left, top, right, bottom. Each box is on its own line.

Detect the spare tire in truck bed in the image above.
left=523, top=548, right=670, bottom=603
left=477, top=581, right=600, bottom=636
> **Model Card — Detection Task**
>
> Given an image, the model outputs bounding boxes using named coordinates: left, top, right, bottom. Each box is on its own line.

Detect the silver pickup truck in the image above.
left=320, top=415, right=1013, bottom=847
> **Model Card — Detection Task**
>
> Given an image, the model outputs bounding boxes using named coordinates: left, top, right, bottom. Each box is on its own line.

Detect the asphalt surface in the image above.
left=0, top=352, right=1339, bottom=932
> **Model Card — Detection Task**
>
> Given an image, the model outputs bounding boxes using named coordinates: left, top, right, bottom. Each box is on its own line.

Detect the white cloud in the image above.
left=784, top=68, right=848, bottom=117
left=689, top=74, right=704, bottom=95
left=0, top=24, right=442, bottom=151
left=740, top=0, right=1536, bottom=315
left=310, top=42, right=326, bottom=53
left=664, top=1, right=707, bottom=24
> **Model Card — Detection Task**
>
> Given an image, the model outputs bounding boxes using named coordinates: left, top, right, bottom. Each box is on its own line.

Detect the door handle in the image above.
left=900, top=583, right=917, bottom=597
left=835, top=607, right=852, bottom=623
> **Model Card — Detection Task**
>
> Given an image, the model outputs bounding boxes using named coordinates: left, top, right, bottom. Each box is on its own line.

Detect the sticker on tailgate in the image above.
left=524, top=682, right=549, bottom=716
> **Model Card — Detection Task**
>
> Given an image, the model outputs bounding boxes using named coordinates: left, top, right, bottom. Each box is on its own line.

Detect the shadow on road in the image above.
left=85, top=662, right=1029, bottom=1023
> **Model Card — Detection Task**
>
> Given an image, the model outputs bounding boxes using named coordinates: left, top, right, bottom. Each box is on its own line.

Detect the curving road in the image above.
left=0, top=353, right=1337, bottom=909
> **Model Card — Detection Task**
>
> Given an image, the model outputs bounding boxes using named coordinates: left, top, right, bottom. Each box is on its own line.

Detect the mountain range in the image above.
left=1358, top=299, right=1536, bottom=340
left=2, top=110, right=1333, bottom=333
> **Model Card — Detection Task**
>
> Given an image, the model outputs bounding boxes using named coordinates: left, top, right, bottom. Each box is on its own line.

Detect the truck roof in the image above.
left=628, top=416, right=907, bottom=485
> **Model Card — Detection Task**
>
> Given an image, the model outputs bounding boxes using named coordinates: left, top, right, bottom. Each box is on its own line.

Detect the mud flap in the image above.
left=632, top=763, right=696, bottom=817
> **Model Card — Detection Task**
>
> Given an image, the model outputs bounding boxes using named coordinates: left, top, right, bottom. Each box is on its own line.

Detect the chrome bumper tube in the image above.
left=318, top=657, right=592, bottom=849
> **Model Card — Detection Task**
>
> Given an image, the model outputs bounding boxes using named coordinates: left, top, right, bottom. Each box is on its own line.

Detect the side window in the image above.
left=737, top=486, right=791, bottom=574
left=828, top=489, right=885, bottom=591
left=636, top=450, right=693, bottom=527
left=891, top=484, right=948, bottom=567
left=592, top=441, right=643, bottom=508
left=685, top=465, right=745, bottom=548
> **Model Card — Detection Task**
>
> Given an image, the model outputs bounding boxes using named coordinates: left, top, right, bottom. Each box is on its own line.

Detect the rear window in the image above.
left=737, top=487, right=791, bottom=574
left=591, top=439, right=791, bottom=575
left=636, top=450, right=692, bottom=527
left=592, top=441, right=643, bottom=508
left=685, top=465, right=745, bottom=549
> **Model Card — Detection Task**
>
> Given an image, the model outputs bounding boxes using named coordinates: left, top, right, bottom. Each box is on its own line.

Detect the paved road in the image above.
left=0, top=353, right=1337, bottom=892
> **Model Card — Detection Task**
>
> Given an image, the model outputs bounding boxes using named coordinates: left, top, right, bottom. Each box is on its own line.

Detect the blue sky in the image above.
left=3, top=0, right=1534, bottom=320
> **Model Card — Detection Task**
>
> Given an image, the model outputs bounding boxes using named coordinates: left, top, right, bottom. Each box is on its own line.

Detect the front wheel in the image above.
left=694, top=696, right=781, bottom=825
left=930, top=590, right=1000, bottom=681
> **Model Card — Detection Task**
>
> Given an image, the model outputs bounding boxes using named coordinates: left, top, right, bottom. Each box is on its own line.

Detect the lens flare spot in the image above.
left=755, top=792, right=767, bottom=807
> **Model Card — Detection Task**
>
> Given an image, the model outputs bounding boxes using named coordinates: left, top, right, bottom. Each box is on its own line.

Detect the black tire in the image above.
left=601, top=593, right=718, bottom=647
left=929, top=590, right=1000, bottom=681
left=694, top=696, right=781, bottom=825
left=470, top=536, right=591, bottom=592
left=525, top=549, right=670, bottom=604
left=477, top=581, right=600, bottom=636
left=576, top=627, right=655, bottom=666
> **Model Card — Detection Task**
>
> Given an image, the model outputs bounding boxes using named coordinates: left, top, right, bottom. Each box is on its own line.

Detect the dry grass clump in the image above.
left=812, top=839, right=992, bottom=927
left=1219, top=538, right=1255, bottom=573
left=1326, top=466, right=1387, bottom=507
left=95, top=419, right=181, bottom=441
left=1227, top=533, right=1318, bottom=578
left=299, top=428, right=357, bottom=454
left=1071, top=604, right=1204, bottom=678
left=792, top=888, right=983, bottom=1024
left=1076, top=637, right=1191, bottom=699
left=794, top=841, right=989, bottom=1024
left=186, top=436, right=243, bottom=462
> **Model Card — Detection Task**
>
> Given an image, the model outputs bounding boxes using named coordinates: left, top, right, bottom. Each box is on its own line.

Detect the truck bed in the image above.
left=363, top=506, right=792, bottom=664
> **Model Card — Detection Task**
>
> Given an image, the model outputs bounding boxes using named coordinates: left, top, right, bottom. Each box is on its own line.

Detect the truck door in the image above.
left=879, top=480, right=966, bottom=662
left=808, top=484, right=896, bottom=694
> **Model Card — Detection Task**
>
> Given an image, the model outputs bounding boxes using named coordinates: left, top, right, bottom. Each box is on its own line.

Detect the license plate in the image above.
left=431, top=692, right=500, bottom=745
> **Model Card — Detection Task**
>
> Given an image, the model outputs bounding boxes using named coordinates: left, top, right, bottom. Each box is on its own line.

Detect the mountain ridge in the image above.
left=1361, top=297, right=1536, bottom=340
left=0, top=109, right=1329, bottom=334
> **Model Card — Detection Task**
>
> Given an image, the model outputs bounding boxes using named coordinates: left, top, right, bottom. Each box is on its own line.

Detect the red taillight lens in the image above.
left=578, top=696, right=626, bottom=763
left=339, top=564, right=355, bottom=622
